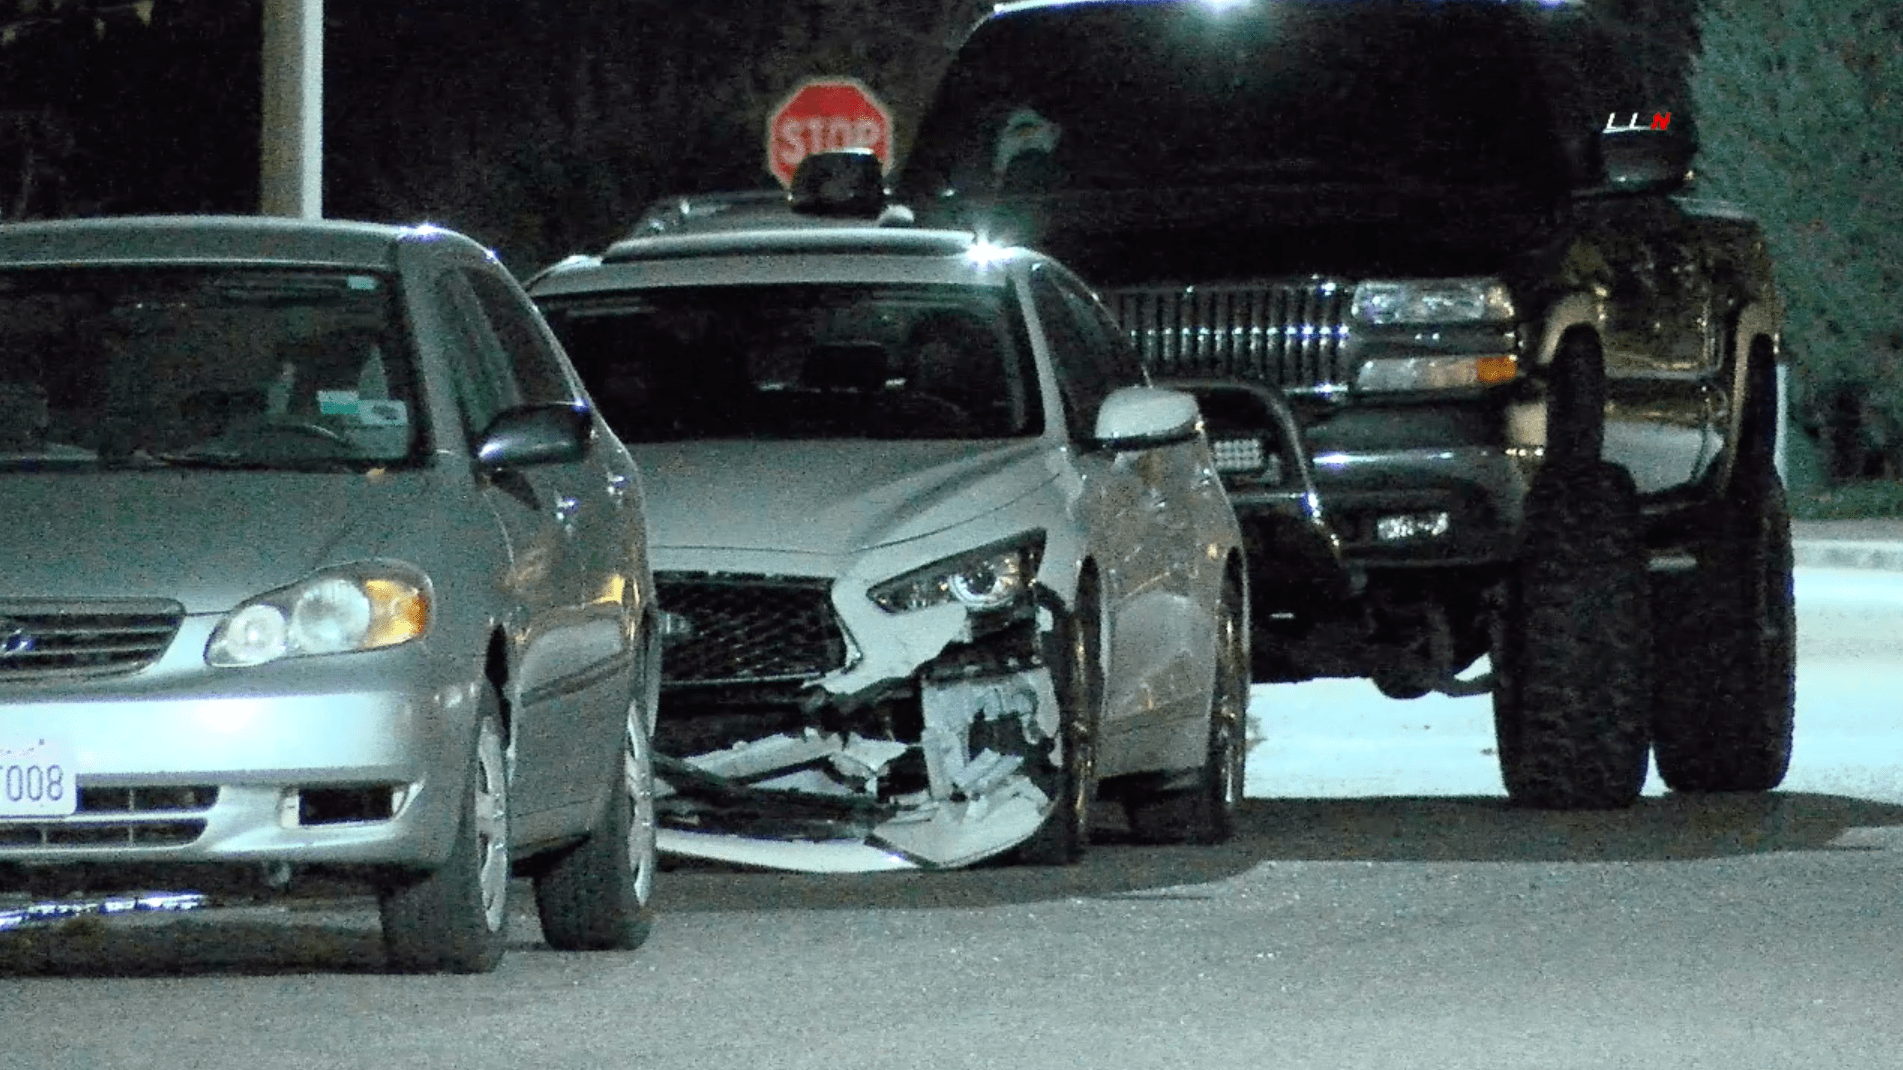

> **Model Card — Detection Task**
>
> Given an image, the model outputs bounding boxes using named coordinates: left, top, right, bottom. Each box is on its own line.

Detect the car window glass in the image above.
left=1029, top=266, right=1111, bottom=441
left=904, top=2, right=1562, bottom=201
left=434, top=270, right=520, bottom=438
left=1059, top=274, right=1148, bottom=388
left=464, top=268, right=578, bottom=406
left=0, top=266, right=421, bottom=470
left=539, top=282, right=1041, bottom=443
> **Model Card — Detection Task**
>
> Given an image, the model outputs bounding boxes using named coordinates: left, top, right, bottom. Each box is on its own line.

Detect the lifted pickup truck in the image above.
left=889, top=0, right=1795, bottom=810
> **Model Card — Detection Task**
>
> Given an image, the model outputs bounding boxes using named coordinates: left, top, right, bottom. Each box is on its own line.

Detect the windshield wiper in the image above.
left=149, top=451, right=363, bottom=473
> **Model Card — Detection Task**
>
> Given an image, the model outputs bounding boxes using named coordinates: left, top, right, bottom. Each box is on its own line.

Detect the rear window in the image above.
left=903, top=0, right=1571, bottom=201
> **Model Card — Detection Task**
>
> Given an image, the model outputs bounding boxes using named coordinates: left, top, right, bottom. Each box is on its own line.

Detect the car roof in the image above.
left=0, top=215, right=488, bottom=270
left=529, top=226, right=1034, bottom=295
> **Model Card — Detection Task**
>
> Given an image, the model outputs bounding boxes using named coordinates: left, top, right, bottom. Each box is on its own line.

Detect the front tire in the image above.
left=532, top=694, right=659, bottom=952
left=1492, top=460, right=1652, bottom=810
left=379, top=698, right=511, bottom=974
left=1016, top=574, right=1103, bottom=866
left=1127, top=570, right=1248, bottom=844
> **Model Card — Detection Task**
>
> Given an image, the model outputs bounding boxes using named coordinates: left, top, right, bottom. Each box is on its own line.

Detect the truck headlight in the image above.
left=1356, top=355, right=1519, bottom=392
left=1351, top=279, right=1515, bottom=325
left=207, top=563, right=431, bottom=667
left=869, top=532, right=1045, bottom=614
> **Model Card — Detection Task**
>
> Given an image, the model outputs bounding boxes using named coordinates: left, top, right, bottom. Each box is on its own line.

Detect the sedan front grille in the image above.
left=0, top=600, right=183, bottom=682
left=1106, top=279, right=1354, bottom=392
left=656, top=573, right=849, bottom=686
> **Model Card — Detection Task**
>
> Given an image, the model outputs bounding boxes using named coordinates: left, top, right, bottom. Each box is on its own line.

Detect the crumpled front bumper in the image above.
left=653, top=608, right=1067, bottom=872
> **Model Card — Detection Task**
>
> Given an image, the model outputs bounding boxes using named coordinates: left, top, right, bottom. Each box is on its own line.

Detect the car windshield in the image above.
left=540, top=283, right=1043, bottom=442
left=903, top=0, right=1568, bottom=201
left=0, top=266, right=422, bottom=471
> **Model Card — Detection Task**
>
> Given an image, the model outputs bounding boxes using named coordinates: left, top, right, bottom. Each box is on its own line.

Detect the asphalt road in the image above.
left=4, top=564, right=1902, bottom=1070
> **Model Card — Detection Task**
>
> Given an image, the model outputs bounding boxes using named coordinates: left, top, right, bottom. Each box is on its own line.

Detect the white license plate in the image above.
left=0, top=737, right=77, bottom=818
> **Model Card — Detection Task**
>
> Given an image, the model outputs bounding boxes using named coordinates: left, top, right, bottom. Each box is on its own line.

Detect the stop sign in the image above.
left=765, top=77, right=893, bottom=189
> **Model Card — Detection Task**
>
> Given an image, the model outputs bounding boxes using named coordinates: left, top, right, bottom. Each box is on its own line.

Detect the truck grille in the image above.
left=0, top=600, right=183, bottom=682
left=656, top=573, right=849, bottom=686
left=1106, top=279, right=1355, bottom=392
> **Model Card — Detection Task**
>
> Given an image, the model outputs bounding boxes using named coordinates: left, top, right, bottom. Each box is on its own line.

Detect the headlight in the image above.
left=1351, top=279, right=1515, bottom=325
left=868, top=532, right=1045, bottom=614
left=1356, top=354, right=1519, bottom=392
left=207, top=564, right=431, bottom=667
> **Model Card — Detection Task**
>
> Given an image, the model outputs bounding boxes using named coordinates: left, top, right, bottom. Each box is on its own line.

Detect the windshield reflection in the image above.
left=0, top=267, right=420, bottom=472
left=542, top=284, right=1043, bottom=442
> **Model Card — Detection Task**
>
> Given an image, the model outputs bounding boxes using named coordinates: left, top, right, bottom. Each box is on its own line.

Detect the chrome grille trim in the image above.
left=0, top=599, right=184, bottom=682
left=1106, top=278, right=1355, bottom=391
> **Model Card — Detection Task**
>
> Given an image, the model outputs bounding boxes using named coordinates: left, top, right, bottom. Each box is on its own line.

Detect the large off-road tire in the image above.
left=379, top=699, right=511, bottom=974
left=1492, top=460, right=1652, bottom=810
left=1651, top=349, right=1795, bottom=793
left=532, top=692, right=658, bottom=952
left=1016, top=574, right=1104, bottom=866
left=1127, top=571, right=1249, bottom=844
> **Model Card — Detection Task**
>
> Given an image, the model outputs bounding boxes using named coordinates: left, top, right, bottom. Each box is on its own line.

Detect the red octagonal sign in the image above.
left=766, top=77, right=893, bottom=189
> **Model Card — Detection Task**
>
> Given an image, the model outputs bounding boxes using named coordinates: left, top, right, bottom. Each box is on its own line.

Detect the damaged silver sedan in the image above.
left=530, top=225, right=1249, bottom=871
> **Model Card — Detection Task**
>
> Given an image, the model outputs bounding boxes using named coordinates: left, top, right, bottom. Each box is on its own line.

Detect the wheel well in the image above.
left=483, top=629, right=511, bottom=745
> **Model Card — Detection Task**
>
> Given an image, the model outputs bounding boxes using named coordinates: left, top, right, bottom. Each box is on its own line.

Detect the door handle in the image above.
left=606, top=473, right=631, bottom=506
left=553, top=495, right=581, bottom=526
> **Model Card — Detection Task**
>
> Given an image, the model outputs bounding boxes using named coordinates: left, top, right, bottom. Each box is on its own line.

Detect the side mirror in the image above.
left=790, top=149, right=887, bottom=219
left=1092, top=386, right=1200, bottom=451
left=1596, top=128, right=1695, bottom=194
left=476, top=403, right=591, bottom=470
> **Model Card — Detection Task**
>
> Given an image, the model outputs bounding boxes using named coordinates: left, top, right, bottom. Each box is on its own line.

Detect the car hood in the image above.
left=921, top=185, right=1566, bottom=284
left=632, top=439, right=1057, bottom=554
left=0, top=468, right=430, bottom=613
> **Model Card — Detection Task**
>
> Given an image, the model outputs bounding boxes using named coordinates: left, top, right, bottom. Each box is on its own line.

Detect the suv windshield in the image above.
left=903, top=0, right=1568, bottom=201
left=540, top=283, right=1043, bottom=442
left=0, top=266, right=421, bottom=471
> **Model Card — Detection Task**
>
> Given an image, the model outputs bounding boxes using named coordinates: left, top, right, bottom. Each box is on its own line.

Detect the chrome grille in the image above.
left=656, top=573, right=849, bottom=686
left=0, top=600, right=183, bottom=682
left=1107, top=279, right=1354, bottom=391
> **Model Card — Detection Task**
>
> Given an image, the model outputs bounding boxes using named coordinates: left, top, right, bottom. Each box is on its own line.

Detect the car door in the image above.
left=439, top=264, right=631, bottom=822
left=1029, top=265, right=1209, bottom=774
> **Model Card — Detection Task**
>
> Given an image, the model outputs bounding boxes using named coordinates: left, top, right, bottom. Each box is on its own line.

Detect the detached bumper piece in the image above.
left=653, top=622, right=1060, bottom=871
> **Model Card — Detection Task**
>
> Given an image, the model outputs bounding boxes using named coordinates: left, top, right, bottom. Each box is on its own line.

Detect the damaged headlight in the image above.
left=868, top=532, right=1045, bottom=614
left=206, top=562, right=431, bottom=667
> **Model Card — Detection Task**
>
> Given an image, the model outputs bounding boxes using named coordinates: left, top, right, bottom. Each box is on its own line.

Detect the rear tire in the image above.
left=1017, top=574, right=1103, bottom=866
left=1492, top=460, right=1652, bottom=810
left=1127, top=571, right=1248, bottom=844
left=379, top=698, right=511, bottom=974
left=1652, top=349, right=1795, bottom=792
left=533, top=693, right=658, bottom=952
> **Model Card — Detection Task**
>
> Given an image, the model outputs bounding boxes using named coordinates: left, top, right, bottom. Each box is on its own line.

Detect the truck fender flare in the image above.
left=1530, top=292, right=1607, bottom=369
left=1508, top=293, right=1606, bottom=451
left=1719, top=300, right=1783, bottom=487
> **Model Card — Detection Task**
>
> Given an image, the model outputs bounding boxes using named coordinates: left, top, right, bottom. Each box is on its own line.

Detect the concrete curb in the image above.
left=1793, top=520, right=1903, bottom=572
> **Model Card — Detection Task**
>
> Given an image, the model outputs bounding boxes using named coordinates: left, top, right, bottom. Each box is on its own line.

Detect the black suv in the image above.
left=892, top=0, right=1794, bottom=810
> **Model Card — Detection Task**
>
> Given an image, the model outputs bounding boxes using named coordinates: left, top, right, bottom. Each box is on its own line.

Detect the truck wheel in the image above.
left=1017, top=574, right=1103, bottom=865
left=1127, top=572, right=1248, bottom=844
left=1651, top=348, right=1795, bottom=792
left=1492, top=460, right=1652, bottom=809
left=380, top=698, right=511, bottom=974
left=532, top=693, right=658, bottom=952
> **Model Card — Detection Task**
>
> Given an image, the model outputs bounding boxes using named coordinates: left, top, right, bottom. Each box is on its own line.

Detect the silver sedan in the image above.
left=0, top=216, right=663, bottom=973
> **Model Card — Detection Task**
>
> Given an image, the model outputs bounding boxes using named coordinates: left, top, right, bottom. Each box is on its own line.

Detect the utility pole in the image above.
left=259, top=0, right=321, bottom=218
